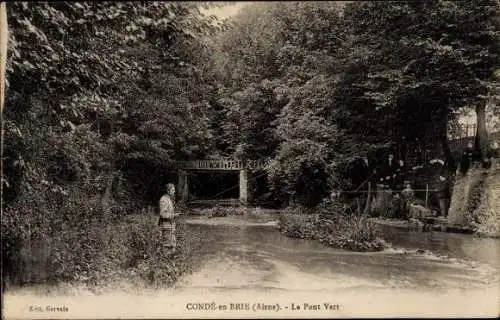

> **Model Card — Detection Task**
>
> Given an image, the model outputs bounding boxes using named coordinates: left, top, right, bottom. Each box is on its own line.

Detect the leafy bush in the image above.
left=278, top=200, right=390, bottom=252
left=332, top=214, right=388, bottom=251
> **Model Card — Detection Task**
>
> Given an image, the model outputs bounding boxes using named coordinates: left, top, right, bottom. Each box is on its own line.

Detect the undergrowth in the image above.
left=278, top=199, right=390, bottom=252
left=2, top=204, right=206, bottom=292
left=470, top=167, right=500, bottom=238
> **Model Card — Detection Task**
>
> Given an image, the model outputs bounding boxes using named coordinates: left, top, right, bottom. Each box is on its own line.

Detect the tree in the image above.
left=210, top=2, right=348, bottom=206
left=342, top=0, right=500, bottom=165
left=3, top=2, right=223, bottom=211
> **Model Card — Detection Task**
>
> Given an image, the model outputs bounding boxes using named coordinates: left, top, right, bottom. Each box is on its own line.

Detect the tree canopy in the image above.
left=3, top=2, right=223, bottom=213
left=207, top=1, right=499, bottom=206
left=3, top=1, right=499, bottom=211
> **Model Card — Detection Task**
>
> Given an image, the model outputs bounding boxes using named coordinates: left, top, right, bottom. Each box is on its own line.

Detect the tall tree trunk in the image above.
left=475, top=101, right=489, bottom=160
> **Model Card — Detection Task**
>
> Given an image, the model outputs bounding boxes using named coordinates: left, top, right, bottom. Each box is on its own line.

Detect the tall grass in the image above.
left=2, top=206, right=206, bottom=292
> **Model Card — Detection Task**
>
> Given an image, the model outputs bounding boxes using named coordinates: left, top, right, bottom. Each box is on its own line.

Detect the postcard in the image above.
left=2, top=1, right=499, bottom=319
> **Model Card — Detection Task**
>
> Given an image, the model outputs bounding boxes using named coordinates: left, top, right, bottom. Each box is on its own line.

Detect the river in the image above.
left=4, top=212, right=499, bottom=318
left=178, top=214, right=499, bottom=292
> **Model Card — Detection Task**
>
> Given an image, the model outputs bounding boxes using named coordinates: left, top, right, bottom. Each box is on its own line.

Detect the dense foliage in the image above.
left=209, top=1, right=499, bottom=207
left=7, top=1, right=495, bottom=209
left=3, top=2, right=222, bottom=206
left=2, top=1, right=223, bottom=287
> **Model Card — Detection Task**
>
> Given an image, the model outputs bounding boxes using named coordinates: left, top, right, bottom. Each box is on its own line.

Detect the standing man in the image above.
left=354, top=156, right=375, bottom=214
left=352, top=156, right=373, bottom=190
left=429, top=159, right=450, bottom=217
left=401, top=181, right=415, bottom=219
left=487, top=141, right=499, bottom=167
left=482, top=140, right=499, bottom=169
left=379, top=153, right=397, bottom=188
left=159, top=183, right=179, bottom=249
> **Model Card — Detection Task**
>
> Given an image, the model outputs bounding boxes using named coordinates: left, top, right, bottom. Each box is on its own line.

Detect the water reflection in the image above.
left=376, top=224, right=500, bottom=266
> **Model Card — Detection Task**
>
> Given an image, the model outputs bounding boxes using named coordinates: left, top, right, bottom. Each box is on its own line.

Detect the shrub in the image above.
left=331, top=214, right=389, bottom=251
left=277, top=212, right=318, bottom=239
left=278, top=199, right=390, bottom=252
left=465, top=171, right=489, bottom=223
left=470, top=169, right=500, bottom=238
left=201, top=205, right=249, bottom=217
left=2, top=205, right=206, bottom=291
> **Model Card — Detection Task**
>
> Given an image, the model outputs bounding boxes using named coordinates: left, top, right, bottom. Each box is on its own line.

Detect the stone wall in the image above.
left=448, top=160, right=500, bottom=236
left=471, top=160, right=500, bottom=237
left=448, top=163, right=484, bottom=225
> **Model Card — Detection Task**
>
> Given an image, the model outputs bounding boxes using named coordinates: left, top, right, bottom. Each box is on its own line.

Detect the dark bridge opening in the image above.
left=188, top=171, right=239, bottom=200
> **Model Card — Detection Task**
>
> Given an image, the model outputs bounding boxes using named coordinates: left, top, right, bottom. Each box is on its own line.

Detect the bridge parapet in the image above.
left=179, top=158, right=267, bottom=171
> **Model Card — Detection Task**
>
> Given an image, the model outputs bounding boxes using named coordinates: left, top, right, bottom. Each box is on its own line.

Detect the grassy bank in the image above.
left=2, top=210, right=208, bottom=293
left=450, top=164, right=500, bottom=238
left=469, top=167, right=500, bottom=238
left=277, top=203, right=390, bottom=252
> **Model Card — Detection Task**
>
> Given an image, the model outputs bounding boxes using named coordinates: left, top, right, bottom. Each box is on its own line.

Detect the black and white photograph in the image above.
left=1, top=1, right=499, bottom=318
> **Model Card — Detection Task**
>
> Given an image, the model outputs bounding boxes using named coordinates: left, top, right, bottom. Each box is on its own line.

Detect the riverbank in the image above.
left=2, top=213, right=209, bottom=294
left=188, top=205, right=392, bottom=252
left=370, top=216, right=500, bottom=239
left=185, top=205, right=390, bottom=251
left=369, top=216, right=476, bottom=234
